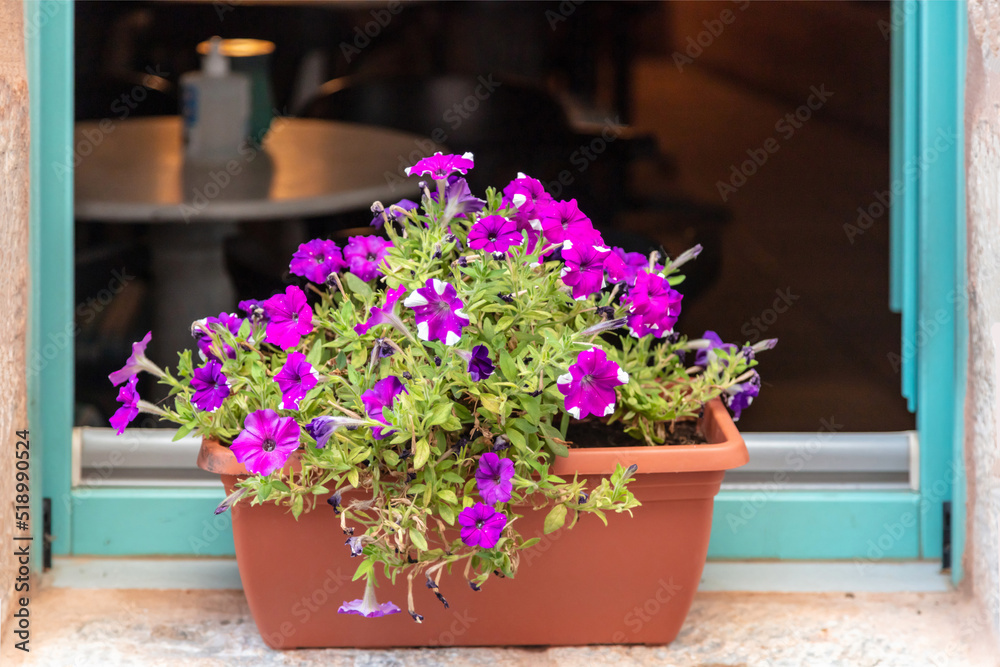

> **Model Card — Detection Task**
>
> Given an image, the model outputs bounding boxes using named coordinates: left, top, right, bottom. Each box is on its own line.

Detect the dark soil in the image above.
left=565, top=419, right=707, bottom=448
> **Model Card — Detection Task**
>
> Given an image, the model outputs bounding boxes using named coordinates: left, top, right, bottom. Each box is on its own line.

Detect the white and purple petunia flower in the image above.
left=557, top=347, right=630, bottom=419
left=467, top=215, right=522, bottom=255
left=725, top=370, right=761, bottom=421
left=459, top=502, right=507, bottom=549
left=344, top=235, right=393, bottom=282
left=354, top=285, right=408, bottom=337
left=361, top=376, right=408, bottom=439
left=405, top=151, right=475, bottom=180
left=274, top=352, right=319, bottom=410
left=262, top=285, right=314, bottom=350
left=230, top=409, right=301, bottom=477
left=539, top=199, right=602, bottom=248
left=338, top=578, right=401, bottom=618
left=190, top=360, right=231, bottom=412
left=560, top=243, right=611, bottom=300
left=622, top=270, right=683, bottom=338
left=109, top=376, right=141, bottom=434
left=693, top=330, right=736, bottom=367
left=108, top=331, right=163, bottom=385
left=403, top=279, right=470, bottom=345
left=603, top=247, right=650, bottom=286
left=503, top=173, right=553, bottom=220
left=289, top=239, right=346, bottom=284
left=475, top=452, right=515, bottom=504
left=304, top=415, right=368, bottom=448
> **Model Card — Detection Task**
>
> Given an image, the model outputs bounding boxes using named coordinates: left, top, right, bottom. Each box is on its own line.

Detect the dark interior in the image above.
left=73, top=0, right=911, bottom=433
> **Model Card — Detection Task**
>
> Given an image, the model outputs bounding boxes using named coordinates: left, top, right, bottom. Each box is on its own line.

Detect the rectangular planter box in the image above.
left=210, top=399, right=747, bottom=648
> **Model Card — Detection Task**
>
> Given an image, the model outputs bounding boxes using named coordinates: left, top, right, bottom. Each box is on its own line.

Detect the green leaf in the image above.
left=544, top=504, right=567, bottom=534
left=172, top=424, right=193, bottom=442
left=438, top=503, right=456, bottom=525
left=507, top=429, right=526, bottom=453
left=426, top=401, right=454, bottom=427
left=481, top=394, right=504, bottom=415
left=352, top=558, right=375, bottom=581
left=383, top=450, right=400, bottom=467
left=290, top=494, right=304, bottom=519
left=414, top=438, right=430, bottom=469
left=437, top=489, right=458, bottom=504
left=498, top=351, right=517, bottom=381
left=409, top=528, right=429, bottom=551
left=342, top=271, right=374, bottom=297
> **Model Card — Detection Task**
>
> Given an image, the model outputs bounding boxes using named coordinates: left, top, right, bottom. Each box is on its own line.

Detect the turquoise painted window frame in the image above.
left=28, top=0, right=969, bottom=575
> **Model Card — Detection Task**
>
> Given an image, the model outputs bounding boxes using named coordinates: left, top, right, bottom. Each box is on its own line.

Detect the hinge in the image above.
left=942, top=500, right=952, bottom=571
left=42, top=497, right=52, bottom=570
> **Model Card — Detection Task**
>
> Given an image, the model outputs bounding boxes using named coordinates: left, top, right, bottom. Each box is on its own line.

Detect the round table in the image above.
left=75, top=116, right=434, bottom=364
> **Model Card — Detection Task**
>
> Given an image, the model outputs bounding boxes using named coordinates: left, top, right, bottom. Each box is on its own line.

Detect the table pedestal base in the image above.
left=149, top=223, right=237, bottom=373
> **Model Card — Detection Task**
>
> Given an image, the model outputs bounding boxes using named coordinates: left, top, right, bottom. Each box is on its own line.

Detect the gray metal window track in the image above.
left=73, top=427, right=917, bottom=491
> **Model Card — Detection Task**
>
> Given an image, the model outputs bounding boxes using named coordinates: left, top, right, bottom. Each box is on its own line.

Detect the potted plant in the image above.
left=109, top=152, right=772, bottom=648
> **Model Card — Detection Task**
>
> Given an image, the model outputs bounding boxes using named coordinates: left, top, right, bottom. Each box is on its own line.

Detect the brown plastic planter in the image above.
left=198, top=398, right=747, bottom=648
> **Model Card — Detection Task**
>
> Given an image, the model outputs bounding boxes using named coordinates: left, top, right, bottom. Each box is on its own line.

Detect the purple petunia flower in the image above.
left=475, top=452, right=515, bottom=504
left=192, top=312, right=243, bottom=361
left=466, top=344, right=495, bottom=381
left=557, top=347, right=629, bottom=419
left=361, top=376, right=408, bottom=440
left=604, top=247, right=650, bottom=286
left=274, top=352, right=319, bottom=410
left=405, top=151, right=475, bottom=180
left=108, top=331, right=163, bottom=385
left=467, top=215, right=522, bottom=255
left=439, top=177, right=486, bottom=222
left=354, top=285, right=408, bottom=337
left=539, top=199, right=602, bottom=248
left=403, top=279, right=470, bottom=345
left=304, top=415, right=368, bottom=448
left=109, top=376, right=141, bottom=434
left=190, top=360, right=231, bottom=412
left=372, top=199, right=418, bottom=228
left=560, top=243, right=611, bottom=300
left=230, top=409, right=301, bottom=477
left=262, top=286, right=313, bottom=350
left=344, top=235, right=393, bottom=282
left=694, top=330, right=737, bottom=367
left=725, top=370, right=761, bottom=421
left=289, top=239, right=346, bottom=284
left=459, top=502, right=507, bottom=549
left=622, top=270, right=684, bottom=338
left=338, top=578, right=401, bottom=618
left=238, top=299, right=269, bottom=325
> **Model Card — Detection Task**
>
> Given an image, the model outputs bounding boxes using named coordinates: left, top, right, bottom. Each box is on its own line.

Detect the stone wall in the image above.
left=966, top=0, right=1000, bottom=639
left=0, top=0, right=30, bottom=636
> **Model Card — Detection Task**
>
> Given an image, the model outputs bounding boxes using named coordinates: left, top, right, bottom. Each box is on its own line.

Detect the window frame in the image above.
left=29, top=0, right=968, bottom=579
